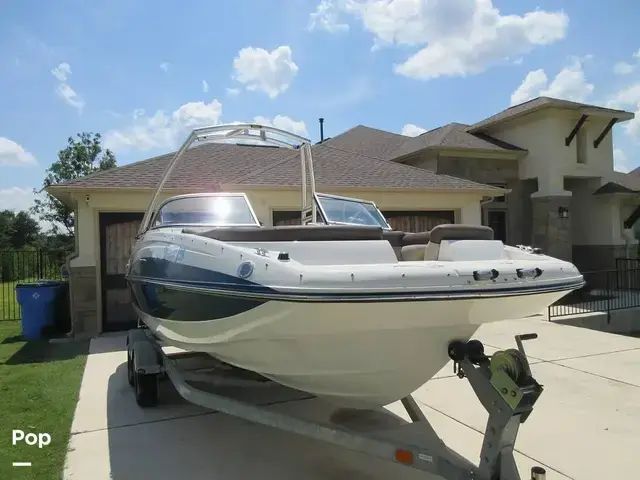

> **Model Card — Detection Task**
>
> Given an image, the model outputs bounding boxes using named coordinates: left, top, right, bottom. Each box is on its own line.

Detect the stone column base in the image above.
left=68, top=266, right=100, bottom=338
left=531, top=195, right=572, bottom=261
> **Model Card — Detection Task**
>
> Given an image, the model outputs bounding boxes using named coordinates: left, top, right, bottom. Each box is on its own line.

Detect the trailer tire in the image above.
left=134, top=372, right=159, bottom=408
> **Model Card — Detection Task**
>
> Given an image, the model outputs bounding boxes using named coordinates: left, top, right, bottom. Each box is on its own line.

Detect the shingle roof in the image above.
left=50, top=138, right=502, bottom=193
left=628, top=166, right=640, bottom=177
left=321, top=125, right=408, bottom=160
left=469, top=96, right=634, bottom=132
left=52, top=142, right=293, bottom=189
left=391, top=122, right=525, bottom=159
left=231, top=142, right=502, bottom=191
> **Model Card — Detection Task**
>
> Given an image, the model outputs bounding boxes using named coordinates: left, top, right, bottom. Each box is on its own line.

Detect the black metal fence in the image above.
left=0, top=249, right=70, bottom=321
left=548, top=267, right=640, bottom=318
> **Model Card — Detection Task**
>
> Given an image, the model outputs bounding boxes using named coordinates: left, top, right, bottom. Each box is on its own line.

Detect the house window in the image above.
left=576, top=128, right=587, bottom=164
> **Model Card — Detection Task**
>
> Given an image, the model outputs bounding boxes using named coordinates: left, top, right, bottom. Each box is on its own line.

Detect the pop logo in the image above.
left=12, top=429, right=51, bottom=448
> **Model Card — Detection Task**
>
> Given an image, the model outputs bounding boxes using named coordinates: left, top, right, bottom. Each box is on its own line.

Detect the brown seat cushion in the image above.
left=183, top=224, right=384, bottom=242
left=402, top=231, right=431, bottom=246
left=428, top=224, right=494, bottom=244
left=382, top=230, right=406, bottom=247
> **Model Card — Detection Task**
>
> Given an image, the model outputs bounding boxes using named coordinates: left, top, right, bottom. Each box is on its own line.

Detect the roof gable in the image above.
left=320, top=125, right=408, bottom=160
left=468, top=96, right=635, bottom=133
left=391, top=122, right=525, bottom=159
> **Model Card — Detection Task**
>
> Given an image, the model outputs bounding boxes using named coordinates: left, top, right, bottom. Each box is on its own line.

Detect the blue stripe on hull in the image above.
left=127, top=255, right=584, bottom=303
left=129, top=279, right=266, bottom=322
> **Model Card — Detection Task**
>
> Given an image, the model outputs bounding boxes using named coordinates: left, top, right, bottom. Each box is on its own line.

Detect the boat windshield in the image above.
left=315, top=193, right=391, bottom=230
left=153, top=194, right=260, bottom=227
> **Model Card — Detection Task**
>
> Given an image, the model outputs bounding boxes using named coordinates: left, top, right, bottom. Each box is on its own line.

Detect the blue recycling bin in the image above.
left=15, top=280, right=63, bottom=341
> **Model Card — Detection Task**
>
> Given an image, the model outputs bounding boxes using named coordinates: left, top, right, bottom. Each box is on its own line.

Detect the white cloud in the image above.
left=401, top=124, right=427, bottom=136
left=253, top=115, right=308, bottom=138
left=0, top=187, right=36, bottom=212
left=510, top=69, right=548, bottom=106
left=232, top=46, right=298, bottom=98
left=202, top=80, right=209, bottom=93
left=226, top=87, right=240, bottom=96
left=510, top=58, right=594, bottom=106
left=313, top=0, right=569, bottom=80
left=634, top=48, right=640, bottom=59
left=50, top=62, right=85, bottom=112
left=607, top=83, right=640, bottom=142
left=160, top=62, right=170, bottom=72
left=51, top=62, right=71, bottom=81
left=0, top=137, right=37, bottom=166
left=613, top=147, right=632, bottom=173
left=104, top=99, right=223, bottom=152
left=308, top=0, right=349, bottom=33
left=103, top=98, right=310, bottom=153
left=613, top=62, right=636, bottom=76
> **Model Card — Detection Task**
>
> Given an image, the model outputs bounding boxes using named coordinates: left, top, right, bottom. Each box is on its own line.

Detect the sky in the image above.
left=1, top=0, right=640, bottom=216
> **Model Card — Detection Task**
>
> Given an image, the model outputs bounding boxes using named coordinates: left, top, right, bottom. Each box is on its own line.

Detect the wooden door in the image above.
left=99, top=212, right=144, bottom=332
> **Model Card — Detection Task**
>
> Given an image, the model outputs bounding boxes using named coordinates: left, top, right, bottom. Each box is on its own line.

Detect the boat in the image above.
left=126, top=123, right=584, bottom=408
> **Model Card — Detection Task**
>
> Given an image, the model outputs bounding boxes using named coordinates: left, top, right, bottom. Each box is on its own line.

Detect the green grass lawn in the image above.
left=0, top=281, right=20, bottom=321
left=0, top=321, right=89, bottom=479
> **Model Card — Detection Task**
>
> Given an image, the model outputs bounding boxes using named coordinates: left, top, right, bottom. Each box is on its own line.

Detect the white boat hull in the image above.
left=136, top=288, right=566, bottom=407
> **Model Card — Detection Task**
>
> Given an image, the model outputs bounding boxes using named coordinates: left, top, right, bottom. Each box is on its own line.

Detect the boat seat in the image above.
left=398, top=225, right=494, bottom=261
left=400, top=244, right=426, bottom=261
left=429, top=224, right=493, bottom=243
left=402, top=231, right=430, bottom=246
left=425, top=224, right=494, bottom=260
left=183, top=224, right=384, bottom=242
left=382, top=230, right=406, bottom=247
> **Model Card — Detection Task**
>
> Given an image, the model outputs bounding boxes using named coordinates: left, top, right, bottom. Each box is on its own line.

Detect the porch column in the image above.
left=530, top=174, right=572, bottom=260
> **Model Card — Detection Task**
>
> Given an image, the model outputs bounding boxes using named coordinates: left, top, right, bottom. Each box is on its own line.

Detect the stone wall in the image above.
left=531, top=195, right=572, bottom=260
left=68, top=266, right=99, bottom=338
left=572, top=244, right=638, bottom=272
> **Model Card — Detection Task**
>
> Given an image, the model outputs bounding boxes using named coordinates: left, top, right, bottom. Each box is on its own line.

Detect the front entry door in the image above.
left=486, top=210, right=507, bottom=243
left=99, top=212, right=144, bottom=332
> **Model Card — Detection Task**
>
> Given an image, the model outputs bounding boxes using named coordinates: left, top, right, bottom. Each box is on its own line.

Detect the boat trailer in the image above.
left=126, top=327, right=548, bottom=480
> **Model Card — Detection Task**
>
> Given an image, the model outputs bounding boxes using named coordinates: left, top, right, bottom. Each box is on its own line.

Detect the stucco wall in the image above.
left=484, top=109, right=616, bottom=195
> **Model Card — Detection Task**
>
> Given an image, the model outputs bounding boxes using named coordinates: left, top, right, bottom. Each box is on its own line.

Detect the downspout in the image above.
left=64, top=198, right=80, bottom=338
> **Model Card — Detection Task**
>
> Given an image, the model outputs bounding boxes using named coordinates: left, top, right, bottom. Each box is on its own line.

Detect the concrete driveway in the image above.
left=63, top=319, right=640, bottom=480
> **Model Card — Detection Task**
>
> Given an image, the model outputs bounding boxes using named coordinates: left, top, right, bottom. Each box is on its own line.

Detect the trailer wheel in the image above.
left=134, top=372, right=159, bottom=408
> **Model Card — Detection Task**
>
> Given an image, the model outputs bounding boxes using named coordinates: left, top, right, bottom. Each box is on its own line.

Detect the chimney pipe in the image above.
left=319, top=118, right=325, bottom=142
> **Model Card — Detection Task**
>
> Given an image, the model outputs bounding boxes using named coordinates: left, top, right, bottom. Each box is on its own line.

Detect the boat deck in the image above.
left=64, top=318, right=640, bottom=480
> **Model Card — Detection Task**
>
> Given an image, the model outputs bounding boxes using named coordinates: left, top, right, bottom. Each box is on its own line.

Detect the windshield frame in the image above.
left=313, top=192, right=392, bottom=230
left=149, top=192, right=261, bottom=229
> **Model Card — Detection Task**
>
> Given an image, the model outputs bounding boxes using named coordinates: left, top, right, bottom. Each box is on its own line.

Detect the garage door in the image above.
left=99, top=212, right=144, bottom=332
left=382, top=211, right=455, bottom=233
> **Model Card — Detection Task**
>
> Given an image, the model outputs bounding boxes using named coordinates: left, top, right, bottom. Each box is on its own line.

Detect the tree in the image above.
left=0, top=210, right=40, bottom=249
left=10, top=211, right=40, bottom=248
left=32, top=132, right=117, bottom=235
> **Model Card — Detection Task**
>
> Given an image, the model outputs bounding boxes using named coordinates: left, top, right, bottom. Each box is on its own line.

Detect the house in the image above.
left=323, top=97, right=638, bottom=271
left=47, top=95, right=638, bottom=338
left=47, top=140, right=504, bottom=337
